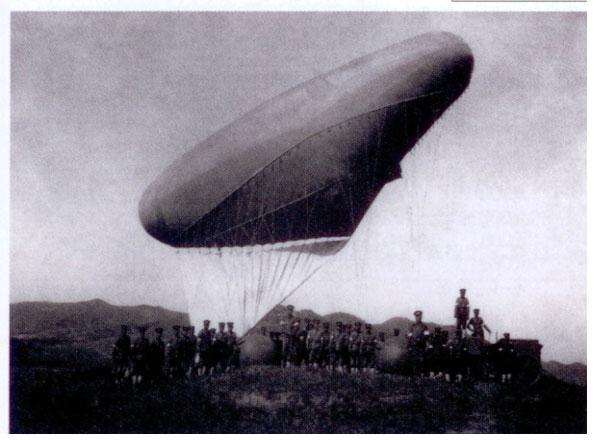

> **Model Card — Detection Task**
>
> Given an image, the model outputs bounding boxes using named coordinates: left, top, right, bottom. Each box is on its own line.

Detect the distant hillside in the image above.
left=10, top=299, right=189, bottom=359
left=11, top=298, right=189, bottom=339
left=542, top=361, right=587, bottom=386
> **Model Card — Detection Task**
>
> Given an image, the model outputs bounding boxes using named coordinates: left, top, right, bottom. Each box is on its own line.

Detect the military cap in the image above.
left=182, top=326, right=190, bottom=331
left=378, top=331, right=385, bottom=337
left=155, top=327, right=163, bottom=334
left=336, top=321, right=343, bottom=326
left=203, top=319, right=210, bottom=325
left=137, top=325, right=148, bottom=332
left=354, top=321, right=362, bottom=326
left=473, top=308, right=480, bottom=313
left=314, top=319, right=321, bottom=324
left=305, top=318, right=312, bottom=323
left=414, top=310, right=422, bottom=317
left=121, top=324, right=129, bottom=330
left=172, top=325, right=181, bottom=331
left=503, top=332, right=510, bottom=338
left=227, top=322, right=234, bottom=327
left=460, top=288, right=466, bottom=294
left=434, top=326, right=441, bottom=332
left=218, top=322, right=225, bottom=326
left=189, top=325, right=195, bottom=330
left=287, top=304, right=294, bottom=311
left=323, top=322, right=330, bottom=328
left=365, top=323, right=372, bottom=329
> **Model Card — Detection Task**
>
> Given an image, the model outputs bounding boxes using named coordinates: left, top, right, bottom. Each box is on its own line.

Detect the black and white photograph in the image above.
left=6, top=6, right=588, bottom=434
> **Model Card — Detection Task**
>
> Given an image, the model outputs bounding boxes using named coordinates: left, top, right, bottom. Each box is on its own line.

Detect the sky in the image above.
left=10, top=12, right=586, bottom=363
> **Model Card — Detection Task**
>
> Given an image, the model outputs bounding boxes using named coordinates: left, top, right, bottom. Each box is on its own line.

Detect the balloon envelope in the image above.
left=139, top=31, right=473, bottom=249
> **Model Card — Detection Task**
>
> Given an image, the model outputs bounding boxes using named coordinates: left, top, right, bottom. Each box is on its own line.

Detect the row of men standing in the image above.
left=270, top=305, right=384, bottom=372
left=112, top=321, right=240, bottom=385
left=112, top=288, right=517, bottom=384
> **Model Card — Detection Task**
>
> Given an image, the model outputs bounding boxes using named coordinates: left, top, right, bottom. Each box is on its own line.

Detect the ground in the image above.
left=11, top=364, right=586, bottom=433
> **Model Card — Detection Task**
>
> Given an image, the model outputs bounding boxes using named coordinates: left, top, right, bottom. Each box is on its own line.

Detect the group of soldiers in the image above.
left=403, top=305, right=516, bottom=384
left=267, top=305, right=384, bottom=373
left=112, top=288, right=521, bottom=386
left=269, top=290, right=517, bottom=383
left=111, top=321, right=240, bottom=386
left=404, top=288, right=517, bottom=383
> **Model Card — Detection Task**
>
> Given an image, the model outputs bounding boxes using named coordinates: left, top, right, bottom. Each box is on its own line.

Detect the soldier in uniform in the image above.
left=329, top=321, right=340, bottom=369
left=297, top=319, right=309, bottom=367
left=184, top=326, right=197, bottom=377
left=493, top=332, right=516, bottom=384
left=131, top=325, right=150, bottom=385
left=454, top=288, right=470, bottom=331
left=197, top=320, right=211, bottom=376
left=167, top=325, right=183, bottom=379
left=149, top=327, right=166, bottom=380
left=280, top=305, right=295, bottom=368
left=361, top=323, right=377, bottom=373
left=349, top=321, right=362, bottom=373
left=206, top=327, right=217, bottom=374
left=317, top=322, right=331, bottom=369
left=112, top=324, right=131, bottom=384
left=176, top=326, right=188, bottom=376
left=393, top=328, right=401, bottom=337
left=425, top=326, right=445, bottom=378
left=288, top=318, right=302, bottom=366
left=226, top=322, right=240, bottom=371
left=466, top=331, right=485, bottom=380
left=306, top=319, right=320, bottom=368
left=338, top=323, right=352, bottom=372
left=375, top=331, right=386, bottom=372
left=407, top=310, right=429, bottom=376
left=468, top=308, right=491, bottom=341
left=270, top=331, right=283, bottom=366
left=213, top=322, right=228, bottom=372
left=439, top=330, right=450, bottom=378
left=328, top=321, right=342, bottom=370
left=179, top=326, right=189, bottom=375
left=446, top=329, right=467, bottom=383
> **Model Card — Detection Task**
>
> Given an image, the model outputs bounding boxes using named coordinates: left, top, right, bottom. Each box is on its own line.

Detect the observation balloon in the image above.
left=139, top=32, right=474, bottom=335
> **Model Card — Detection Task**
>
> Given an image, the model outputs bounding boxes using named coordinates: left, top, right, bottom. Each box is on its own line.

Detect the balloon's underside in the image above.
left=179, top=95, right=451, bottom=249
left=139, top=32, right=474, bottom=335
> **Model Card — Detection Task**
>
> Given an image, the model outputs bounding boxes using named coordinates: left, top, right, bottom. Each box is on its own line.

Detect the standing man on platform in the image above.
left=454, top=288, right=470, bottom=331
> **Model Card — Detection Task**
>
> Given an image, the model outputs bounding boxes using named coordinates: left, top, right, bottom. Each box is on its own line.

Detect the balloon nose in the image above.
left=138, top=186, right=174, bottom=246
left=431, top=32, right=474, bottom=98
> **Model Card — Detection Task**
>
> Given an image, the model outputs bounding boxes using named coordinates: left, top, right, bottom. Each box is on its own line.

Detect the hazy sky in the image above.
left=11, top=12, right=585, bottom=362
